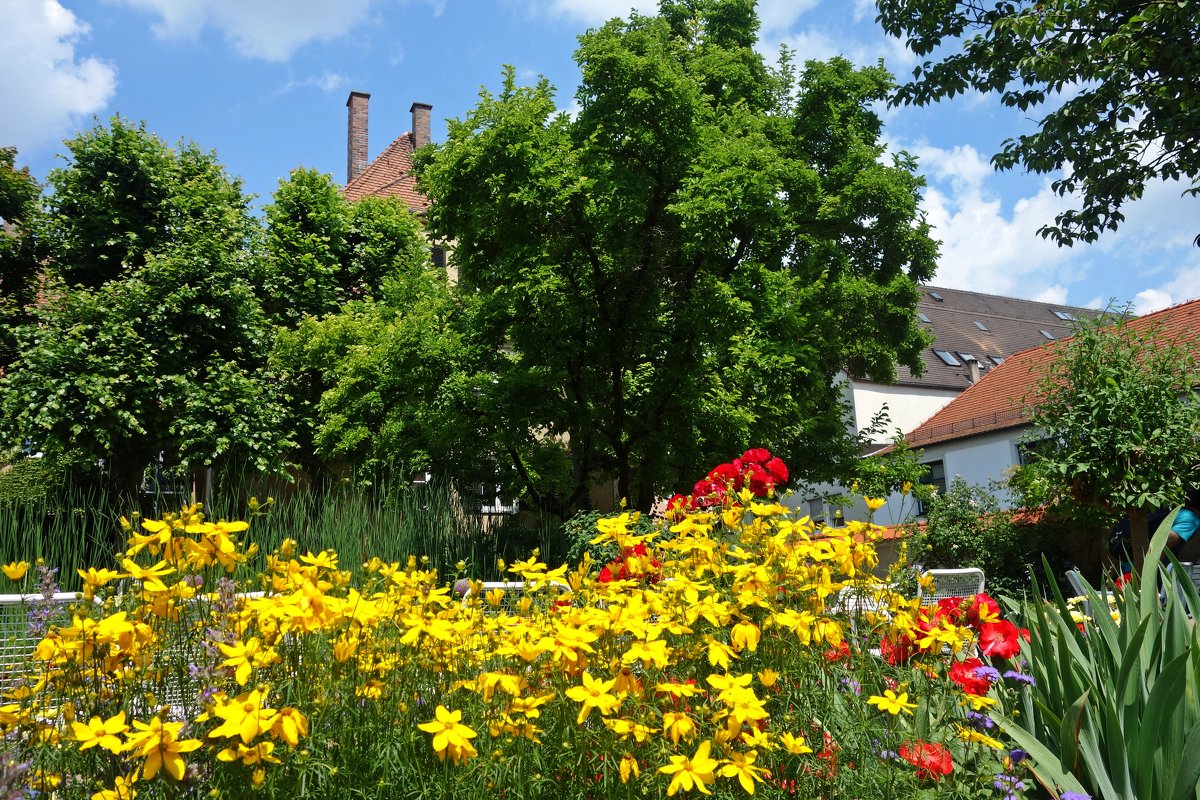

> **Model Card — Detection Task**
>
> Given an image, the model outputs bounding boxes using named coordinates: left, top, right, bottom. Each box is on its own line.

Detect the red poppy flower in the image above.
left=707, top=462, right=740, bottom=485
left=742, top=447, right=772, bottom=464
left=933, top=597, right=967, bottom=624
left=880, top=634, right=916, bottom=665
left=948, top=658, right=990, bottom=696
left=665, top=494, right=693, bottom=520
left=598, top=565, right=613, bottom=583
left=899, top=741, right=954, bottom=781
left=978, top=620, right=1022, bottom=659
left=764, top=456, right=788, bottom=484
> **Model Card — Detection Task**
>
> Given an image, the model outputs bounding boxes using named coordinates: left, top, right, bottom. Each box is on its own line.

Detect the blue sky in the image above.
left=4, top=0, right=1197, bottom=313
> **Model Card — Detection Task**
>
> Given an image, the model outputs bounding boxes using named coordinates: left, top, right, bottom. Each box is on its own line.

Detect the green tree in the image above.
left=876, top=0, right=1200, bottom=246
left=0, top=147, right=41, bottom=369
left=1019, top=310, right=1200, bottom=568
left=416, top=0, right=937, bottom=513
left=262, top=168, right=433, bottom=483
left=0, top=119, right=289, bottom=495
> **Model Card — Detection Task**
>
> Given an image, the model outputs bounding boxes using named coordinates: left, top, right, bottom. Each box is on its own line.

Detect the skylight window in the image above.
left=933, top=349, right=961, bottom=366
left=989, top=355, right=1005, bottom=365
left=1052, top=310, right=1076, bottom=321
left=928, top=291, right=944, bottom=301
left=958, top=352, right=977, bottom=362
left=918, top=312, right=931, bottom=323
left=973, top=320, right=989, bottom=331
left=1040, top=329, right=1056, bottom=340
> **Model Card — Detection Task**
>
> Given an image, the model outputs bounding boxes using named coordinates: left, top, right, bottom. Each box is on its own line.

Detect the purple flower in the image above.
left=1004, top=670, right=1036, bottom=686
left=1009, top=749, right=1028, bottom=764
left=993, top=773, right=1026, bottom=800
left=974, top=665, right=1001, bottom=682
left=1060, top=793, right=1092, bottom=800
left=966, top=709, right=996, bottom=730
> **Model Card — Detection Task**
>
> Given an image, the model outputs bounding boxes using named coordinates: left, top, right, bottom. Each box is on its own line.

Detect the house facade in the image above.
left=795, top=286, right=1096, bottom=527
left=901, top=296, right=1200, bottom=517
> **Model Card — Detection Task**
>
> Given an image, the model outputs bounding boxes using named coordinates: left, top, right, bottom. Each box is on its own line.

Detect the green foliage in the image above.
left=915, top=477, right=1066, bottom=598
left=849, top=434, right=933, bottom=502
left=0, top=119, right=290, bottom=493
left=417, top=1, right=937, bottom=513
left=0, top=459, right=61, bottom=505
left=1019, top=309, right=1200, bottom=561
left=563, top=506, right=659, bottom=567
left=877, top=0, right=1200, bottom=246
left=0, top=147, right=41, bottom=369
left=1001, top=525, right=1200, bottom=800
left=261, top=168, right=428, bottom=327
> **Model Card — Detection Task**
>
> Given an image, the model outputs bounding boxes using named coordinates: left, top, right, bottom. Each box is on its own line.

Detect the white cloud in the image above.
left=281, top=70, right=349, bottom=94
left=0, top=0, right=117, bottom=153
left=112, top=0, right=375, bottom=61
left=543, top=0, right=655, bottom=25
left=755, top=0, right=819, bottom=33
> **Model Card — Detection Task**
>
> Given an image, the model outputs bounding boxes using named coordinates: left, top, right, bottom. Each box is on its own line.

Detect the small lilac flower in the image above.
left=1004, top=670, right=1036, bottom=686
left=966, top=709, right=996, bottom=730
left=974, top=665, right=1001, bottom=682
left=1060, top=793, right=1092, bottom=800
left=993, top=773, right=1026, bottom=800
left=840, top=677, right=860, bottom=694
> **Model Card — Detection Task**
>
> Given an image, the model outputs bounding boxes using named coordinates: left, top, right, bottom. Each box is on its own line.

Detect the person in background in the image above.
left=1166, top=486, right=1200, bottom=559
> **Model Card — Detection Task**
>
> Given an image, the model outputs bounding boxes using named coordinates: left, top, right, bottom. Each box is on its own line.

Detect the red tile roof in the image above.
left=905, top=298, right=1200, bottom=447
left=342, top=133, right=428, bottom=213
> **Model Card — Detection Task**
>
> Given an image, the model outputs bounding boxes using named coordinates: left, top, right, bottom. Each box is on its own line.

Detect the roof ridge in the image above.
left=920, top=284, right=1097, bottom=312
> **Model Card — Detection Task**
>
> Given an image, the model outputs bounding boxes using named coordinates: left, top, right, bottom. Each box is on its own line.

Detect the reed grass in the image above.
left=0, top=470, right=565, bottom=590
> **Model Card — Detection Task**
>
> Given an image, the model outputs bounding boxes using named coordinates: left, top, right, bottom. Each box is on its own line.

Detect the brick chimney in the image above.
left=410, top=102, right=432, bottom=151
left=346, top=90, right=370, bottom=183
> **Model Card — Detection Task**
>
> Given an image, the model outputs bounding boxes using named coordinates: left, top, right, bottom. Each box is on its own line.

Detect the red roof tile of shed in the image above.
left=905, top=298, right=1200, bottom=448
left=342, top=133, right=428, bottom=213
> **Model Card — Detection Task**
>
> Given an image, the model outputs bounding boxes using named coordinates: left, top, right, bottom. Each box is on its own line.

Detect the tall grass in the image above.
left=0, top=471, right=565, bottom=590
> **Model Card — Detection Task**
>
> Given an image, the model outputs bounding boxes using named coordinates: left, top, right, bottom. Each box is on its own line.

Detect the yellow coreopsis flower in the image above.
left=206, top=688, right=278, bottom=744
left=864, top=497, right=886, bottom=512
left=2, top=561, right=29, bottom=581
left=779, top=732, right=813, bottom=755
left=658, top=739, right=718, bottom=796
left=956, top=725, right=1004, bottom=750
left=756, top=669, right=779, bottom=688
left=565, top=671, right=620, bottom=724
left=71, top=711, right=129, bottom=754
left=417, top=705, right=478, bottom=764
left=718, top=749, right=770, bottom=794
left=867, top=689, right=917, bottom=716
left=123, top=716, right=202, bottom=781
left=620, top=752, right=640, bottom=784
left=90, top=774, right=137, bottom=800
left=730, top=620, right=761, bottom=653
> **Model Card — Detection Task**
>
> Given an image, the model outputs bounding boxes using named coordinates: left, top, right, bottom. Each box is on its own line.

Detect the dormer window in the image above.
left=933, top=349, right=961, bottom=366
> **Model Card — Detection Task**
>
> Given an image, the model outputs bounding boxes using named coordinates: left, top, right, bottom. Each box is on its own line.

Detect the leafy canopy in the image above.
left=1021, top=309, right=1200, bottom=562
left=877, top=0, right=1200, bottom=245
left=0, top=118, right=288, bottom=491
left=417, top=0, right=937, bottom=512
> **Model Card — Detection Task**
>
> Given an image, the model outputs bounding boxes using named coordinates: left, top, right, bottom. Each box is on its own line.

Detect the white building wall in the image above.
left=850, top=381, right=960, bottom=439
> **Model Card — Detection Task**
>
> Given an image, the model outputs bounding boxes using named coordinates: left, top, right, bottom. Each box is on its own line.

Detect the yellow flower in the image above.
left=71, top=711, right=129, bottom=754
left=207, top=689, right=278, bottom=745
left=662, top=711, right=697, bottom=744
left=867, top=689, right=917, bottom=715
left=730, top=620, right=761, bottom=653
left=2, top=561, right=29, bottom=581
left=564, top=671, right=621, bottom=724
left=658, top=739, right=718, bottom=796
left=864, top=497, right=886, bottom=512
left=123, top=716, right=202, bottom=781
left=779, top=732, right=813, bottom=755
left=718, top=749, right=770, bottom=794
left=417, top=705, right=478, bottom=764
left=90, top=774, right=137, bottom=800
left=756, top=669, right=778, bottom=688
left=956, top=725, right=1004, bottom=749
left=619, top=752, right=640, bottom=784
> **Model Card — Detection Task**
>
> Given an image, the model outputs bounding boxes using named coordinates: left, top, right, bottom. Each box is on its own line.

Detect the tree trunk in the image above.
left=1128, top=507, right=1149, bottom=572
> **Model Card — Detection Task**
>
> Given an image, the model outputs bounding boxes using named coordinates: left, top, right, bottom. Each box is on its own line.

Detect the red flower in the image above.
left=744, top=461, right=774, bottom=497
left=742, top=448, right=772, bottom=464
left=707, top=462, right=741, bottom=485
left=598, top=565, right=614, bottom=583
left=764, top=456, right=788, bottom=484
left=665, top=494, right=693, bottom=520
left=899, top=741, right=954, bottom=781
left=880, top=634, right=916, bottom=665
left=948, top=658, right=990, bottom=696
left=933, top=597, right=967, bottom=625
left=978, top=620, right=1022, bottom=659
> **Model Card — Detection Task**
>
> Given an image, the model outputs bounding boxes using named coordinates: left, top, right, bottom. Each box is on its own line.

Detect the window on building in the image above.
left=928, top=291, right=944, bottom=301
left=918, top=312, right=931, bottom=323
left=933, top=349, right=961, bottom=366
left=917, top=460, right=946, bottom=516
left=958, top=352, right=977, bottom=363
left=431, top=246, right=447, bottom=271
left=973, top=320, right=989, bottom=331
left=989, top=355, right=1005, bottom=366
left=1040, top=329, right=1056, bottom=340
left=1051, top=309, right=1075, bottom=321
